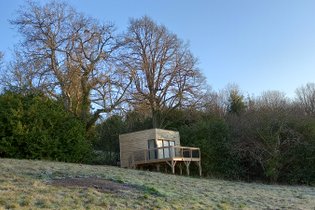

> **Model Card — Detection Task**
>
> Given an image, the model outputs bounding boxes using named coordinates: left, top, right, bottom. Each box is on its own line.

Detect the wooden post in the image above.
left=156, top=164, right=160, bottom=172
left=199, top=161, right=202, bottom=176
left=195, top=161, right=202, bottom=177
left=166, top=160, right=177, bottom=174
left=184, top=161, right=191, bottom=176
left=173, top=161, right=177, bottom=174
left=179, top=163, right=183, bottom=175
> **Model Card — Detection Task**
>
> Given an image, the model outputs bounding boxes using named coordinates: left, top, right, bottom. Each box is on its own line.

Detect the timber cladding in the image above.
left=119, top=129, right=180, bottom=168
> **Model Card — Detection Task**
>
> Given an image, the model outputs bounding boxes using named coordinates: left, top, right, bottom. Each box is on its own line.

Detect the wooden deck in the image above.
left=130, top=146, right=202, bottom=176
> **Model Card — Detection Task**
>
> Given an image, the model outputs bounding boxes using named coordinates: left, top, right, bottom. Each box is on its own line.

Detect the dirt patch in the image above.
left=50, top=177, right=138, bottom=193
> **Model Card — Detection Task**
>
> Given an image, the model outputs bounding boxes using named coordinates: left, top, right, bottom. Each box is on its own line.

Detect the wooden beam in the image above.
left=131, top=149, right=201, bottom=177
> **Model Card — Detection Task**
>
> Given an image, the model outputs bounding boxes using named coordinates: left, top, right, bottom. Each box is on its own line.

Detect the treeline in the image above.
left=94, top=86, right=315, bottom=185
left=1, top=85, right=314, bottom=184
left=0, top=1, right=314, bottom=185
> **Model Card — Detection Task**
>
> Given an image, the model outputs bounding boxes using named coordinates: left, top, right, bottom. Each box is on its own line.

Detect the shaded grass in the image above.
left=0, top=158, right=314, bottom=209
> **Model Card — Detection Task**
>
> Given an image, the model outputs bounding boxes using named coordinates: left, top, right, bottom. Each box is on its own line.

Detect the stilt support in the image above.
left=166, top=160, right=177, bottom=174
left=179, top=163, right=183, bottom=175
left=184, top=161, right=191, bottom=176
left=194, top=161, right=202, bottom=176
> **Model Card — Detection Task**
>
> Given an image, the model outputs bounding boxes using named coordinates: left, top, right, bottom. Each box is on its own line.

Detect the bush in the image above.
left=228, top=110, right=315, bottom=184
left=179, top=118, right=242, bottom=178
left=0, top=91, right=91, bottom=162
left=277, top=118, right=315, bottom=185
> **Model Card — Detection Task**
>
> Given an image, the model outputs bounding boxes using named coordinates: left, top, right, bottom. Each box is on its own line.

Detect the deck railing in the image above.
left=132, top=146, right=200, bottom=164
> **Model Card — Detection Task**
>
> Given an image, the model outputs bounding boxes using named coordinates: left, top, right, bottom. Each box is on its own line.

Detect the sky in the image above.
left=1, top=0, right=315, bottom=98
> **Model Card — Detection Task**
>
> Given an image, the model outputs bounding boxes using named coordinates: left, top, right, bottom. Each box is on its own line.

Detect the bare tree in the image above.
left=122, top=16, right=206, bottom=128
left=256, top=90, right=288, bottom=111
left=202, top=90, right=226, bottom=117
left=9, top=1, right=130, bottom=130
left=295, top=83, right=315, bottom=116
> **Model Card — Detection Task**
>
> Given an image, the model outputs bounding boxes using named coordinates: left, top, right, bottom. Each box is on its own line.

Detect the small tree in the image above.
left=227, top=87, right=246, bottom=115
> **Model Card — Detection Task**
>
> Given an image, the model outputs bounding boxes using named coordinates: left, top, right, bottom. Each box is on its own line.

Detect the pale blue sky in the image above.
left=1, top=0, right=315, bottom=98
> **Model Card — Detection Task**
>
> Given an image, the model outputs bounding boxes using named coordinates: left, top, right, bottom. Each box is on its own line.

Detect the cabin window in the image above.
left=157, top=139, right=175, bottom=159
left=157, top=139, right=163, bottom=159
left=169, top=141, right=175, bottom=157
left=147, top=139, right=157, bottom=160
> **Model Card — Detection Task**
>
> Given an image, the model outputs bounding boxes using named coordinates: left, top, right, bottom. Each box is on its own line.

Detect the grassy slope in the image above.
left=0, top=159, right=314, bottom=210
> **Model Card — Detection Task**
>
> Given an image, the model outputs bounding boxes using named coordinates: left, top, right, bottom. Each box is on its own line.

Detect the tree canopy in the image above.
left=8, top=1, right=131, bottom=130
left=122, top=16, right=206, bottom=128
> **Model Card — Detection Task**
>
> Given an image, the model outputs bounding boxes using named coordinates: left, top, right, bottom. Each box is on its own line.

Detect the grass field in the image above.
left=0, top=158, right=314, bottom=209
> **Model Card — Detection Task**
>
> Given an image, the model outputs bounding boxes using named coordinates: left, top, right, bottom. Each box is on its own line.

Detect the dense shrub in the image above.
left=277, top=118, right=315, bottom=185
left=228, top=110, right=315, bottom=184
left=0, top=91, right=91, bottom=162
left=179, top=118, right=242, bottom=178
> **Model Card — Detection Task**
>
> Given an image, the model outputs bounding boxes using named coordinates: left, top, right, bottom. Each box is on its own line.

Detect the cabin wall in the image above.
left=155, top=129, right=180, bottom=146
left=119, top=129, right=156, bottom=168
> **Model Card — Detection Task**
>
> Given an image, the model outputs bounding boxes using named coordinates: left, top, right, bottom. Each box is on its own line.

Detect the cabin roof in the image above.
left=119, top=128, right=179, bottom=138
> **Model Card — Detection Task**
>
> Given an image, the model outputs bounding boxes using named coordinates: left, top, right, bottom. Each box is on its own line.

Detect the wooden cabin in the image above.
left=119, top=128, right=201, bottom=176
